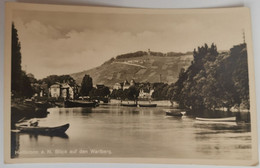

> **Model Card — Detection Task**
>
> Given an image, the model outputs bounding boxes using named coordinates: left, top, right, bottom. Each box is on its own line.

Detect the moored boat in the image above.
left=138, top=104, right=157, bottom=107
left=165, top=111, right=183, bottom=117
left=163, top=109, right=186, bottom=116
left=121, top=103, right=137, bottom=107
left=194, top=120, right=237, bottom=126
left=65, top=100, right=97, bottom=107
left=195, top=116, right=236, bottom=122
left=16, top=123, right=70, bottom=134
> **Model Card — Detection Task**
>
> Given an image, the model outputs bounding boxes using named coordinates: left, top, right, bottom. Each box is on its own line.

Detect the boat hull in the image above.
left=65, top=100, right=97, bottom=107
left=165, top=112, right=183, bottom=117
left=194, top=120, right=237, bottom=126
left=139, top=104, right=157, bottom=107
left=195, top=117, right=236, bottom=122
left=16, top=123, right=70, bottom=134
left=121, top=103, right=137, bottom=107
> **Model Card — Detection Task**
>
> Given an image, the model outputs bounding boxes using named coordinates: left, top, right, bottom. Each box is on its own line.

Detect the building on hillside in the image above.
left=130, top=79, right=135, bottom=86
left=138, top=89, right=154, bottom=99
left=61, top=83, right=74, bottom=99
left=95, top=83, right=105, bottom=89
left=148, top=49, right=151, bottom=56
left=113, top=83, right=122, bottom=90
left=38, top=82, right=49, bottom=97
left=123, top=80, right=130, bottom=90
left=49, top=82, right=75, bottom=99
left=50, top=83, right=60, bottom=98
left=114, top=79, right=136, bottom=90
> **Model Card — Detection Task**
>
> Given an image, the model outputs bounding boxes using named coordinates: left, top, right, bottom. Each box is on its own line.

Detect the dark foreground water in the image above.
left=11, top=105, right=251, bottom=160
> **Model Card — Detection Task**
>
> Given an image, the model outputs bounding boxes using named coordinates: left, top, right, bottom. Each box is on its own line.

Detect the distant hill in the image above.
left=70, top=51, right=193, bottom=87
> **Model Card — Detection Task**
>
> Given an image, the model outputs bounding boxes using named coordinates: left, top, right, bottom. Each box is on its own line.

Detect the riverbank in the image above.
left=11, top=100, right=50, bottom=128
left=109, top=99, right=175, bottom=107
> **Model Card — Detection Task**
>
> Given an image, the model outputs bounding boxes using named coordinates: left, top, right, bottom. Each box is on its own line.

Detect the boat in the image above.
left=180, top=111, right=186, bottom=115
left=138, top=104, right=157, bottom=107
left=163, top=109, right=186, bottom=116
left=194, top=120, right=237, bottom=126
left=195, top=117, right=236, bottom=122
left=65, top=100, right=97, bottom=108
left=165, top=111, right=183, bottom=117
left=35, top=101, right=50, bottom=109
left=16, top=123, right=70, bottom=134
left=121, top=103, right=137, bottom=107
left=54, top=102, right=65, bottom=107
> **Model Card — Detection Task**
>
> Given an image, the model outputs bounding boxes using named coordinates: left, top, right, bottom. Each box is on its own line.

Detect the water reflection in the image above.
left=12, top=132, right=70, bottom=158
left=11, top=105, right=252, bottom=160
left=11, top=132, right=20, bottom=158
left=25, top=133, right=69, bottom=139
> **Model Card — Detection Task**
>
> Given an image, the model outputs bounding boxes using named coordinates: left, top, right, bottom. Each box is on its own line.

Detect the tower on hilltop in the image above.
left=148, top=49, right=151, bottom=56
left=242, top=29, right=246, bottom=44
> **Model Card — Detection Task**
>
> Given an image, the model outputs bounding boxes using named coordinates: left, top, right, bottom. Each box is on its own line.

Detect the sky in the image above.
left=12, top=8, right=248, bottom=79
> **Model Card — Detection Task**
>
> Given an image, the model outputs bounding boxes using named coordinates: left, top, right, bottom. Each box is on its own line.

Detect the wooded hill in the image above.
left=70, top=51, right=193, bottom=86
left=172, top=43, right=249, bottom=110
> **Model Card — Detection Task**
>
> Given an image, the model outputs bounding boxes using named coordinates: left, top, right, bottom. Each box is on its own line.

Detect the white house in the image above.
left=113, top=83, right=122, bottom=90
left=139, top=89, right=154, bottom=99
left=49, top=83, right=74, bottom=99
left=61, top=83, right=74, bottom=99
left=49, top=84, right=60, bottom=98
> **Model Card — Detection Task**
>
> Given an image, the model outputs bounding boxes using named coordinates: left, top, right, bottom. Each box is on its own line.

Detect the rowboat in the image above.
left=195, top=117, right=236, bottom=122
left=65, top=100, right=97, bottom=107
left=194, top=120, right=237, bottom=126
left=121, top=103, right=137, bottom=107
left=16, top=123, right=70, bottom=134
left=165, top=111, right=183, bottom=117
left=163, top=109, right=186, bottom=116
left=138, top=104, right=157, bottom=107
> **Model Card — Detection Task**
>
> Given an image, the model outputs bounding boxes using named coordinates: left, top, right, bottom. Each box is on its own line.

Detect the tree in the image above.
left=80, top=74, right=93, bottom=96
left=127, top=86, right=139, bottom=101
left=151, top=83, right=169, bottom=100
left=11, top=23, right=33, bottom=98
left=89, top=86, right=110, bottom=99
left=59, top=75, right=76, bottom=86
left=110, top=89, right=124, bottom=100
left=21, top=71, right=34, bottom=98
left=11, top=23, right=22, bottom=97
left=172, top=43, right=249, bottom=111
left=226, top=43, right=249, bottom=109
left=41, top=75, right=76, bottom=87
left=40, top=75, right=59, bottom=87
left=99, top=86, right=110, bottom=97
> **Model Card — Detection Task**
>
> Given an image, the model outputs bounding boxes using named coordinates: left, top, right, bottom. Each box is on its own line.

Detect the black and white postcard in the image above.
left=4, top=2, right=258, bottom=166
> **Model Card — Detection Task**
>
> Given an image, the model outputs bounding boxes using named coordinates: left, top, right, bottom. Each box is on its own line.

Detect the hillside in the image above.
left=70, top=52, right=193, bottom=87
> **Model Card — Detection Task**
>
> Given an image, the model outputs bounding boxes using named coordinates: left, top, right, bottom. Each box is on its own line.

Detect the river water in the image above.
left=11, top=105, right=252, bottom=160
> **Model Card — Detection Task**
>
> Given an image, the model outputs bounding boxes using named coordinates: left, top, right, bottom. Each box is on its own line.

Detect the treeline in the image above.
left=166, top=51, right=193, bottom=57
left=40, top=75, right=76, bottom=87
left=171, top=43, right=249, bottom=110
left=80, top=74, right=110, bottom=99
left=115, top=50, right=192, bottom=60
left=151, top=83, right=174, bottom=100
left=116, top=51, right=147, bottom=59
left=110, top=87, right=139, bottom=101
left=149, top=51, right=192, bottom=57
left=110, top=82, right=174, bottom=101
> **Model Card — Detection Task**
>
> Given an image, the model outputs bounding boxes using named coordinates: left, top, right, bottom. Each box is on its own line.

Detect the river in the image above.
left=11, top=104, right=252, bottom=160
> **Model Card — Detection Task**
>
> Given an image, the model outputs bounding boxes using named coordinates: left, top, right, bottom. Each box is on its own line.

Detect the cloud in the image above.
left=14, top=20, right=163, bottom=79
left=13, top=10, right=247, bottom=79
